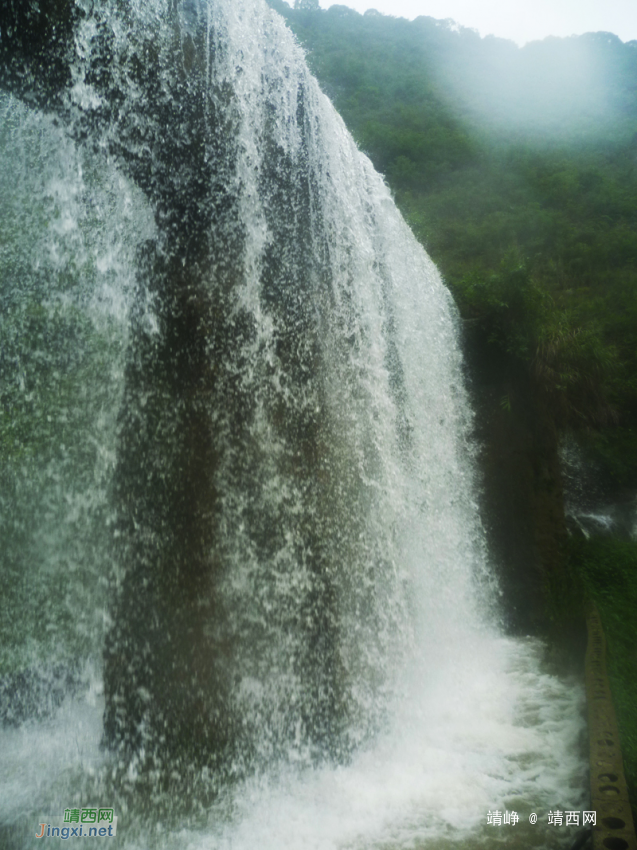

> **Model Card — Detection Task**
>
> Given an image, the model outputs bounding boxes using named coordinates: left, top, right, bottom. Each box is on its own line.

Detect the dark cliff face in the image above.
left=0, top=1, right=359, bottom=770
left=0, top=1, right=248, bottom=767
left=0, top=0, right=80, bottom=110
left=0, top=0, right=237, bottom=239
left=464, top=324, right=568, bottom=635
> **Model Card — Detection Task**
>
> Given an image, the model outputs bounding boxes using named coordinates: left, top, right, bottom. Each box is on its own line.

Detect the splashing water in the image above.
left=0, top=0, right=585, bottom=847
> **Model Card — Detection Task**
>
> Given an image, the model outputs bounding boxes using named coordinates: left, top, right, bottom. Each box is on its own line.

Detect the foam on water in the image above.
left=0, top=1, right=586, bottom=847
left=0, top=638, right=585, bottom=849
left=182, top=638, right=584, bottom=850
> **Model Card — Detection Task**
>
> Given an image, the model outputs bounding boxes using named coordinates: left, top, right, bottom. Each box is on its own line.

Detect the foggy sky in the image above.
left=317, top=0, right=637, bottom=46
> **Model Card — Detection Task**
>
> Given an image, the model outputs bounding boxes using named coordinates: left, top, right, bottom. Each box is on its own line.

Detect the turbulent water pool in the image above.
left=0, top=637, right=586, bottom=849
left=0, top=1, right=587, bottom=847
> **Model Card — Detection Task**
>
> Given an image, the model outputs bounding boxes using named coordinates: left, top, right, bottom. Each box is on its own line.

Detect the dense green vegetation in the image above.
left=2, top=0, right=636, bottom=809
left=271, top=0, right=637, bottom=464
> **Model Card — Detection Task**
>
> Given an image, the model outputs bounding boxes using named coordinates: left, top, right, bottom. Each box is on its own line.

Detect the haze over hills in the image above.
left=273, top=1, right=637, bottom=140
left=269, top=0, right=637, bottom=438
left=0, top=0, right=635, bottom=839
left=312, top=0, right=637, bottom=47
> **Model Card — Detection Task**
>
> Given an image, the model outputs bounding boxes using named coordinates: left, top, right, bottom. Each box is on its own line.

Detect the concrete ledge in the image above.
left=586, top=603, right=637, bottom=850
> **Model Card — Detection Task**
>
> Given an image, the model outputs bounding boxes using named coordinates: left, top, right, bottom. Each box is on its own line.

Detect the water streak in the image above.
left=0, top=1, right=586, bottom=846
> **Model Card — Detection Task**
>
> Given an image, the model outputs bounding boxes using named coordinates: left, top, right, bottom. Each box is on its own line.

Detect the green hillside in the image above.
left=271, top=0, right=637, bottom=456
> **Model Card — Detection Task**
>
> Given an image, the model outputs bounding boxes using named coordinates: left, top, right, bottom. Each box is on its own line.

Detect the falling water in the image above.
left=1, top=1, right=586, bottom=847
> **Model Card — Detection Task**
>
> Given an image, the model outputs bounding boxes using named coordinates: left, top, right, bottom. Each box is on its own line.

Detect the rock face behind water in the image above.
left=0, top=0, right=484, bottom=776
left=0, top=665, right=82, bottom=726
left=464, top=326, right=569, bottom=635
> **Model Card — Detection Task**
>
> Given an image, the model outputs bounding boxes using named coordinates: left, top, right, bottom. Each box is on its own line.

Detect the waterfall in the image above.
left=1, top=1, right=586, bottom=847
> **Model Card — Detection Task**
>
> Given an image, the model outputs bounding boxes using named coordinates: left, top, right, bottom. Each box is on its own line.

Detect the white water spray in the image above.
left=0, top=1, right=585, bottom=847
